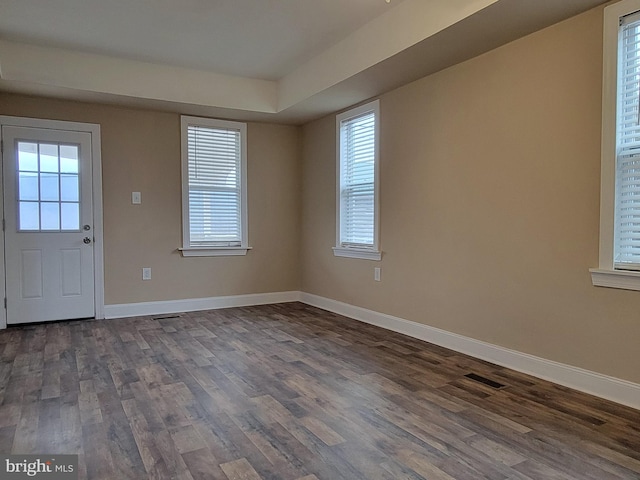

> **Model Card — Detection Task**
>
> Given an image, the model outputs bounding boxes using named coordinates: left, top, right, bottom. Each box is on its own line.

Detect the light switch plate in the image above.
left=132, top=192, right=141, bottom=204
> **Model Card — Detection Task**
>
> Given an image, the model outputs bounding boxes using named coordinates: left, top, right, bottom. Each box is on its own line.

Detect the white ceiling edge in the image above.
left=0, top=0, right=610, bottom=125
left=0, top=40, right=278, bottom=113
left=277, top=0, right=498, bottom=110
left=0, top=0, right=497, bottom=122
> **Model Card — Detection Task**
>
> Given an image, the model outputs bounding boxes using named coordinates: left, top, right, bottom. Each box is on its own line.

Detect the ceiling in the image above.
left=0, top=0, right=413, bottom=81
left=0, top=0, right=610, bottom=124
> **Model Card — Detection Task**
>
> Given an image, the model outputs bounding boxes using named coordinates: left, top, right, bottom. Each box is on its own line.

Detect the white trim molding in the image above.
left=300, top=292, right=640, bottom=410
left=593, top=0, right=640, bottom=289
left=179, top=247, right=251, bottom=257
left=590, top=268, right=640, bottom=291
left=332, top=247, right=382, bottom=261
left=104, top=291, right=301, bottom=319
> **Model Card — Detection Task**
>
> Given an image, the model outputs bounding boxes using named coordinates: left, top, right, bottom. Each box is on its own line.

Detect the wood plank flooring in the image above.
left=0, top=302, right=638, bottom=479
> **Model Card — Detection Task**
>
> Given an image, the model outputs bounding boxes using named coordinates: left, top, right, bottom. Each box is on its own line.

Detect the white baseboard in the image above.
left=300, top=292, right=640, bottom=410
left=104, top=291, right=301, bottom=319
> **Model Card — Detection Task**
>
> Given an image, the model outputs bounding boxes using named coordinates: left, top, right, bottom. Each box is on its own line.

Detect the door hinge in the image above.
left=3, top=298, right=6, bottom=309
left=2, top=219, right=4, bottom=232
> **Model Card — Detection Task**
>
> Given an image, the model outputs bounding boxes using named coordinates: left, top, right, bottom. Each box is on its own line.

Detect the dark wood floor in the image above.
left=0, top=302, right=638, bottom=479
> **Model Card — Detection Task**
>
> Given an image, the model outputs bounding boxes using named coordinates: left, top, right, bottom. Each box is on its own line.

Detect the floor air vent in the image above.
left=464, top=373, right=506, bottom=389
left=153, top=315, right=181, bottom=320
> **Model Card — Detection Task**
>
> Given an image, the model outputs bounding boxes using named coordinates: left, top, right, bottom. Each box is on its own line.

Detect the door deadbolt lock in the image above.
left=83, top=225, right=91, bottom=231
left=83, top=237, right=92, bottom=244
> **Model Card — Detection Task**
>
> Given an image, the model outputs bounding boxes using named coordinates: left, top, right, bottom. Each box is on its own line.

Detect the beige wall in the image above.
left=301, top=5, right=640, bottom=384
left=0, top=95, right=302, bottom=304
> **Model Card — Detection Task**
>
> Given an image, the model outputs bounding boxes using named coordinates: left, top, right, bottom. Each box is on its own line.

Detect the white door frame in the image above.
left=0, top=116, right=105, bottom=328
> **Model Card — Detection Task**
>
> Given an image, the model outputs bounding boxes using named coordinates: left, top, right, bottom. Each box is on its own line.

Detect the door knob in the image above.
left=83, top=237, right=92, bottom=244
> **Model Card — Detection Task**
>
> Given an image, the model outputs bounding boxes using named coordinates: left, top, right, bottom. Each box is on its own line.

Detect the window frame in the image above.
left=333, top=100, right=381, bottom=261
left=179, top=115, right=249, bottom=257
left=591, top=0, right=640, bottom=289
left=16, top=141, right=82, bottom=232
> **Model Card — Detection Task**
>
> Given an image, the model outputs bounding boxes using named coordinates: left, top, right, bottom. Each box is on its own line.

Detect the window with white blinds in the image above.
left=180, top=116, right=248, bottom=256
left=616, top=11, right=640, bottom=269
left=334, top=100, right=380, bottom=260
left=591, top=0, right=640, bottom=290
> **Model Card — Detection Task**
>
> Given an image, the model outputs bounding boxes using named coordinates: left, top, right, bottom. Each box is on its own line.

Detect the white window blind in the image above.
left=184, top=120, right=245, bottom=248
left=338, top=107, right=377, bottom=249
left=615, top=12, right=640, bottom=268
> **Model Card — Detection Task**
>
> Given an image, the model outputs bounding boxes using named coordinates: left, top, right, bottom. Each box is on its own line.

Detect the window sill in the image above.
left=333, top=247, right=381, bottom=261
left=589, top=268, right=640, bottom=291
left=179, top=247, right=251, bottom=257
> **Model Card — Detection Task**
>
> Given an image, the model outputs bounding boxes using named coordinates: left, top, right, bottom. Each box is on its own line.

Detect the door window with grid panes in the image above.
left=17, top=141, right=80, bottom=231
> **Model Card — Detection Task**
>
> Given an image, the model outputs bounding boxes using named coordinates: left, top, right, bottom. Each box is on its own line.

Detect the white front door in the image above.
left=2, top=126, right=95, bottom=324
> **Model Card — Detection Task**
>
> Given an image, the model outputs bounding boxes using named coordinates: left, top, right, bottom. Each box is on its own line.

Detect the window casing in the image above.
left=180, top=116, right=248, bottom=257
left=592, top=0, right=640, bottom=289
left=333, top=100, right=381, bottom=261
